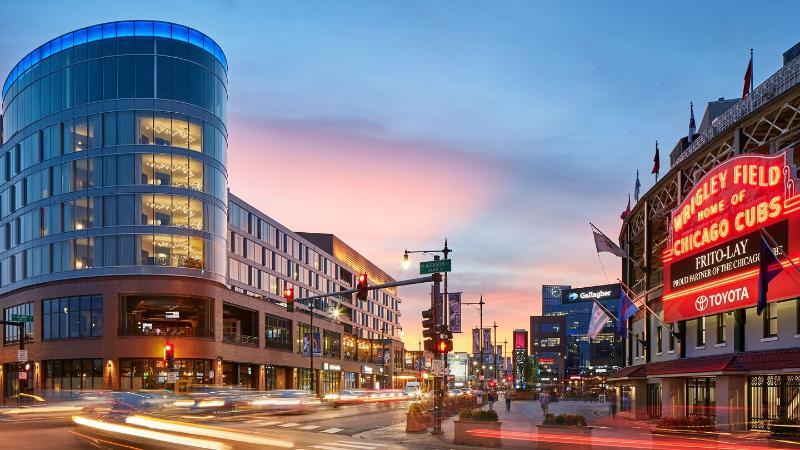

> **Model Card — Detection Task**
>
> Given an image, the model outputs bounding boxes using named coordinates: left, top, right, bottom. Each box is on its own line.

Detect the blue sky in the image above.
left=1, top=0, right=798, bottom=349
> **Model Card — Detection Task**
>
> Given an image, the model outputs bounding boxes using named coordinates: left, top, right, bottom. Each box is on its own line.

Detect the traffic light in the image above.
left=164, top=343, right=175, bottom=369
left=283, top=286, right=294, bottom=312
left=436, top=327, right=453, bottom=355
left=422, top=308, right=436, bottom=352
left=356, top=273, right=368, bottom=301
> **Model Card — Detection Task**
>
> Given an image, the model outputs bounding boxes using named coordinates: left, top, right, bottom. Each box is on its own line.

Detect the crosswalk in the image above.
left=298, top=441, right=389, bottom=450
left=238, top=418, right=344, bottom=435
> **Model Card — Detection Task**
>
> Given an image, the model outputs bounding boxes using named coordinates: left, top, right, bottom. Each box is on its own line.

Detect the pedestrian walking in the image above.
left=476, top=388, right=484, bottom=407
left=505, top=390, right=512, bottom=412
left=487, top=390, right=495, bottom=410
left=608, top=389, right=617, bottom=419
left=540, top=391, right=550, bottom=415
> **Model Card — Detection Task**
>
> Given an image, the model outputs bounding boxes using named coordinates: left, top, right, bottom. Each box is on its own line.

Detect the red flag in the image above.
left=742, top=49, right=753, bottom=98
left=651, top=141, right=660, bottom=175
left=620, top=194, right=631, bottom=220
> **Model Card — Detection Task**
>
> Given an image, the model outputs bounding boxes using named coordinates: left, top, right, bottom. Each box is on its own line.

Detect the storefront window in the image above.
left=323, top=370, right=341, bottom=394
left=686, top=377, right=716, bottom=418
left=297, top=368, right=313, bottom=391
left=265, top=366, right=278, bottom=390
left=43, top=359, right=103, bottom=394
left=118, top=295, right=213, bottom=337
left=119, top=358, right=211, bottom=390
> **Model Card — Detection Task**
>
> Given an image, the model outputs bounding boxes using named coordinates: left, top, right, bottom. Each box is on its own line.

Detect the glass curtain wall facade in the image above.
left=0, top=21, right=228, bottom=294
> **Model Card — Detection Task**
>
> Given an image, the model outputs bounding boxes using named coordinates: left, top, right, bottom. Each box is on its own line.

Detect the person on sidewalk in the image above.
left=608, top=389, right=617, bottom=419
left=505, top=390, right=512, bottom=412
left=540, top=391, right=550, bottom=415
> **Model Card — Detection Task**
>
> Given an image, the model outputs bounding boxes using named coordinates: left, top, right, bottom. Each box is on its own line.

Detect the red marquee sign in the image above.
left=663, top=151, right=800, bottom=322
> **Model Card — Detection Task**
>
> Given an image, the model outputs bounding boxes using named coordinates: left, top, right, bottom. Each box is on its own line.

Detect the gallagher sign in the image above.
left=562, top=283, right=621, bottom=303
left=663, top=151, right=800, bottom=322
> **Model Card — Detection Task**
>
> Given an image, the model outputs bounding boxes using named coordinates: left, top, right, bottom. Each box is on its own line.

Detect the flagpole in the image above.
left=761, top=227, right=800, bottom=279
left=751, top=48, right=754, bottom=94
left=617, top=277, right=680, bottom=341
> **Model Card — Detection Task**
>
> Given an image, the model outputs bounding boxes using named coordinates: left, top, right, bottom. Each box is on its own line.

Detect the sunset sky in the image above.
left=2, top=0, right=798, bottom=353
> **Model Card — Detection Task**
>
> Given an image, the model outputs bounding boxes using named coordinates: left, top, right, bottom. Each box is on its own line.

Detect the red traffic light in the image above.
left=356, top=273, right=368, bottom=301
left=164, top=343, right=175, bottom=367
left=283, top=286, right=295, bottom=312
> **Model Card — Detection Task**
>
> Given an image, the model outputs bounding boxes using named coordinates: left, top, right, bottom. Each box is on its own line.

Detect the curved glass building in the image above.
left=0, top=21, right=405, bottom=400
left=0, top=20, right=228, bottom=290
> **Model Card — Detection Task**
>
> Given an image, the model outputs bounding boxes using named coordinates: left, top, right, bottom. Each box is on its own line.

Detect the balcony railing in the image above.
left=223, top=333, right=259, bottom=346
left=675, top=54, right=800, bottom=165
left=118, top=327, right=214, bottom=338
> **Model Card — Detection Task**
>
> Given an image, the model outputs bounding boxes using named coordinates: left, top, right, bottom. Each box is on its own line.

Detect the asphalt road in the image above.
left=0, top=401, right=413, bottom=450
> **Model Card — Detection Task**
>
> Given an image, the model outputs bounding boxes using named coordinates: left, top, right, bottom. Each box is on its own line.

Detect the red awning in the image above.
left=608, top=348, right=800, bottom=380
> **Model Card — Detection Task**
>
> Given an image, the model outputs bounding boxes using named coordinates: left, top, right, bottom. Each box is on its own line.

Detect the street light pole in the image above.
left=493, top=321, right=498, bottom=382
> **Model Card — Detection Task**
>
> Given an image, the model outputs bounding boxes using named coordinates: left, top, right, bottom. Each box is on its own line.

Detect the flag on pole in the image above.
left=757, top=234, right=782, bottom=315
left=651, top=141, right=660, bottom=177
left=620, top=194, right=631, bottom=220
left=634, top=170, right=641, bottom=202
left=688, top=102, right=696, bottom=143
left=593, top=229, right=629, bottom=259
left=617, top=291, right=638, bottom=337
left=588, top=302, right=611, bottom=338
left=742, top=49, right=753, bottom=99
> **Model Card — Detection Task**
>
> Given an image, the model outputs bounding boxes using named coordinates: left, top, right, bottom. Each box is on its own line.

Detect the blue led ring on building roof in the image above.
left=2, top=20, right=228, bottom=98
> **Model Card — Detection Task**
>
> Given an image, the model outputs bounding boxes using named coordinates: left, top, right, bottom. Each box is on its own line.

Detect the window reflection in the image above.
left=140, top=153, right=203, bottom=191
left=140, top=194, right=203, bottom=230
left=140, top=234, right=204, bottom=269
left=137, top=112, right=202, bottom=151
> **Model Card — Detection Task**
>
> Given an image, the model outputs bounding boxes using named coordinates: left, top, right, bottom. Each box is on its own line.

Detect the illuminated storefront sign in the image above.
left=512, top=330, right=528, bottom=388
left=561, top=284, right=621, bottom=303
left=663, top=151, right=800, bottom=321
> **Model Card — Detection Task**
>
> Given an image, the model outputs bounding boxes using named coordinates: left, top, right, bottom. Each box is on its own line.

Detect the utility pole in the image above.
left=503, top=339, right=508, bottom=383
left=463, top=296, right=485, bottom=389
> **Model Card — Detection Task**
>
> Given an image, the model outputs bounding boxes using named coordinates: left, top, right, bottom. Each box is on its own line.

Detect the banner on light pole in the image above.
left=483, top=328, right=492, bottom=354
left=448, top=293, right=462, bottom=333
left=472, top=328, right=480, bottom=354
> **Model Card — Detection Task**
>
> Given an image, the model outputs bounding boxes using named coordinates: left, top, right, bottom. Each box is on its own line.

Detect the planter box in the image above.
left=536, top=424, right=593, bottom=435
left=453, top=419, right=502, bottom=447
left=405, top=413, right=427, bottom=433
left=513, top=391, right=536, bottom=400
left=536, top=425, right=593, bottom=450
left=651, top=428, right=718, bottom=440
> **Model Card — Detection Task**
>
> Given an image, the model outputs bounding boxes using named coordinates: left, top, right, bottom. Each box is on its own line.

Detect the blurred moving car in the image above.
left=242, top=389, right=321, bottom=414
left=323, top=389, right=365, bottom=407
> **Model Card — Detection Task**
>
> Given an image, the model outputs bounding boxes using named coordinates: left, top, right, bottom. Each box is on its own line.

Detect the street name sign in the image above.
left=11, top=314, right=33, bottom=322
left=420, top=259, right=451, bottom=275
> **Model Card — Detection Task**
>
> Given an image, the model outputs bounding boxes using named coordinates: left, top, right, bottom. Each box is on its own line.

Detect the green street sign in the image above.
left=420, top=259, right=452, bottom=275
left=11, top=314, right=33, bottom=323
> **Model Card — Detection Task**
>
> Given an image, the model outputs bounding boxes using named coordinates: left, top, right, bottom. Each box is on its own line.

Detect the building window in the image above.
left=3, top=303, right=33, bottom=344
left=764, top=303, right=778, bottom=338
left=716, top=313, right=726, bottom=344
left=265, top=314, right=292, bottom=351
left=297, top=368, right=314, bottom=391
left=43, top=359, right=103, bottom=393
left=296, top=322, right=320, bottom=355
left=668, top=324, right=675, bottom=352
left=118, top=295, right=213, bottom=337
left=323, top=370, right=341, bottom=394
left=656, top=325, right=663, bottom=354
left=43, top=295, right=103, bottom=340
left=697, top=317, right=706, bottom=346
left=324, top=330, right=341, bottom=358
left=120, top=358, right=211, bottom=390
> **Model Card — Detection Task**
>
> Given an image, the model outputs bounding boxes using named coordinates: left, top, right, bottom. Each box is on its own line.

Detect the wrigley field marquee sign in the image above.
left=663, top=151, right=800, bottom=322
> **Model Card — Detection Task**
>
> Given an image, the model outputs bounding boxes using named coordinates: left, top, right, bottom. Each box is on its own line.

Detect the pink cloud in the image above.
left=227, top=115, right=509, bottom=252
